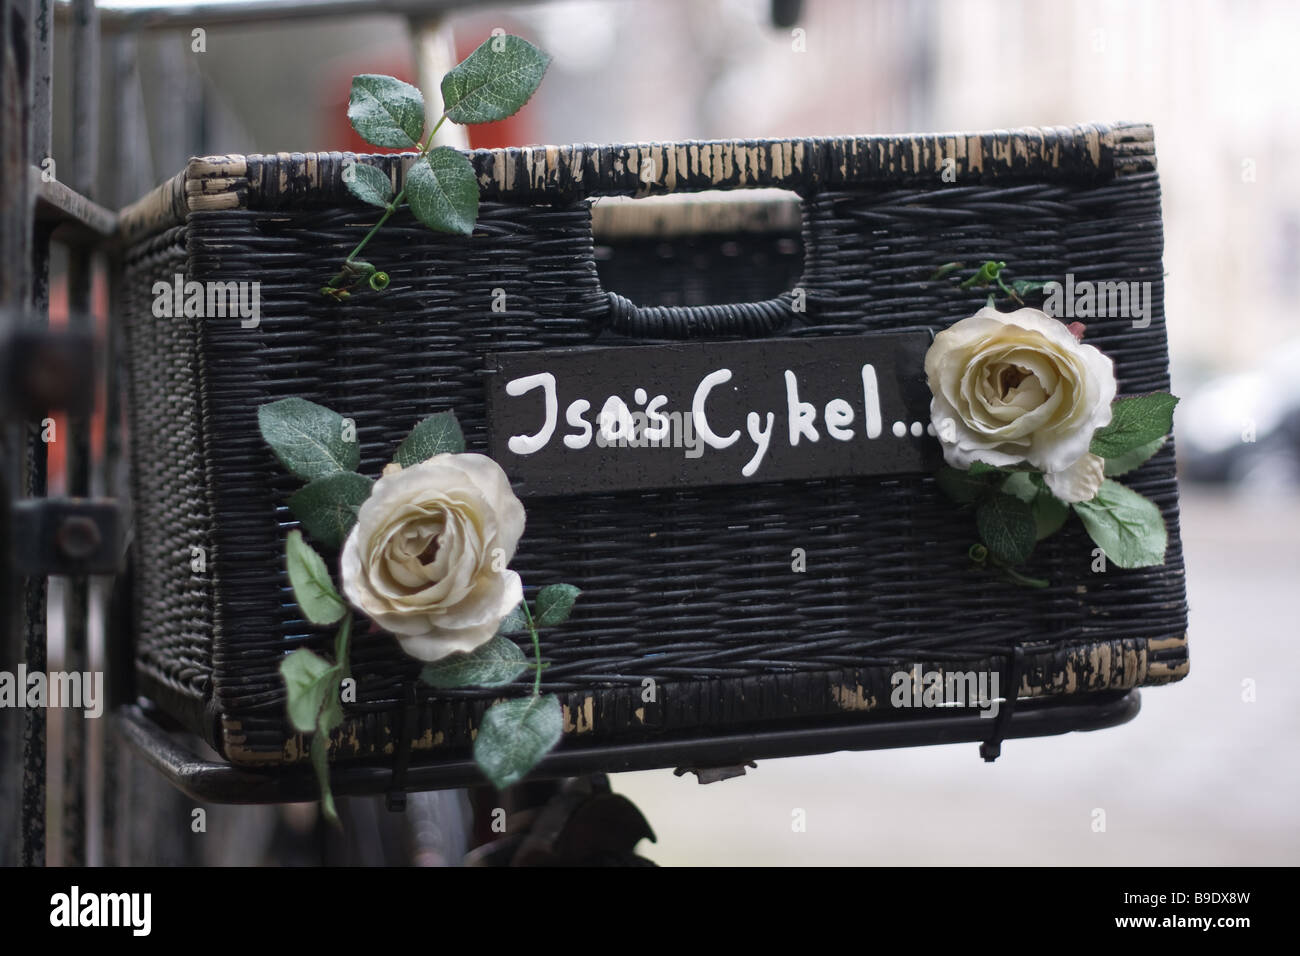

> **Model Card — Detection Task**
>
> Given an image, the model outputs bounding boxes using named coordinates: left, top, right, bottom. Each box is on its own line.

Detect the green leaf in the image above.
left=333, top=614, right=353, bottom=683
left=419, top=634, right=529, bottom=689
left=534, top=584, right=580, bottom=627
left=975, top=492, right=1036, bottom=566
left=1011, top=279, right=1048, bottom=297
left=318, top=686, right=344, bottom=742
left=285, top=615, right=350, bottom=829
left=440, top=34, right=551, bottom=126
left=1072, top=479, right=1168, bottom=569
left=1031, top=492, right=1069, bottom=540
left=347, top=74, right=425, bottom=148
left=289, top=471, right=374, bottom=549
left=394, top=410, right=466, bottom=466
left=310, top=731, right=338, bottom=827
left=1001, top=472, right=1069, bottom=540
left=935, top=466, right=999, bottom=504
left=344, top=162, right=394, bottom=208
left=1104, top=436, right=1166, bottom=477
left=473, top=694, right=563, bottom=790
left=497, top=602, right=528, bottom=635
left=406, top=148, right=480, bottom=236
left=1090, top=393, right=1179, bottom=459
left=280, top=649, right=336, bottom=734
left=968, top=461, right=1008, bottom=477
left=960, top=260, right=1005, bottom=288
left=258, top=397, right=360, bottom=482
left=319, top=615, right=352, bottom=732
left=286, top=531, right=346, bottom=625
left=1000, top=471, right=1037, bottom=503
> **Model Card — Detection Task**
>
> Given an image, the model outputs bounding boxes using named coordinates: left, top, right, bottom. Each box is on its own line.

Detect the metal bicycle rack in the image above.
left=1, top=0, right=1140, bottom=867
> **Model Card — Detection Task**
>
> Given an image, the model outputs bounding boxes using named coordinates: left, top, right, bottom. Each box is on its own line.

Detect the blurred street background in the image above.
left=617, top=487, right=1300, bottom=865
left=38, top=0, right=1300, bottom=864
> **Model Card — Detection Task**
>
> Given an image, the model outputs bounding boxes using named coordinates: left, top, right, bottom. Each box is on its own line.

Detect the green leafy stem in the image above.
left=259, top=395, right=577, bottom=824
left=931, top=259, right=1049, bottom=307
left=323, top=34, right=551, bottom=300
left=935, top=391, right=1179, bottom=584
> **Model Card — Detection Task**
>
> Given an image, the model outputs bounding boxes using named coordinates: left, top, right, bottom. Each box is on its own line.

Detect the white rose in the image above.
left=925, top=306, right=1117, bottom=503
left=340, top=453, right=526, bottom=661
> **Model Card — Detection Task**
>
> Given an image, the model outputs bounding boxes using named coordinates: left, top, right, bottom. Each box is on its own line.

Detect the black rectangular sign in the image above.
left=485, top=330, right=940, bottom=497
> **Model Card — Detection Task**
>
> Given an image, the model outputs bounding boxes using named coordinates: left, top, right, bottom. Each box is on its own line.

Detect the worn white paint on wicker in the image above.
left=116, top=123, right=1156, bottom=245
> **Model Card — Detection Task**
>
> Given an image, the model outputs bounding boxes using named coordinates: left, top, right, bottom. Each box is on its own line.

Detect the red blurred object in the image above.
left=46, top=270, right=109, bottom=494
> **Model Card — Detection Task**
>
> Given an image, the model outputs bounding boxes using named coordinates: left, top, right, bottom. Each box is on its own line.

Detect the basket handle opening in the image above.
left=588, top=189, right=807, bottom=339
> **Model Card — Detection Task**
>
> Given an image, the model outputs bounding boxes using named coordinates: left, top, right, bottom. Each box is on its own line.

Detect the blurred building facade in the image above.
left=67, top=0, right=1299, bottom=380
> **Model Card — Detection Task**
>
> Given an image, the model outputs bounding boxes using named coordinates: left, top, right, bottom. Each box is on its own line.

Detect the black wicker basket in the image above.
left=117, top=121, right=1188, bottom=769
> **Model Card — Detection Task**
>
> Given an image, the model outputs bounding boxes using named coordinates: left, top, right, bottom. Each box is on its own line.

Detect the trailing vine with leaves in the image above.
left=322, top=33, right=550, bottom=300
left=257, top=34, right=570, bottom=826
left=261, top=400, right=579, bottom=825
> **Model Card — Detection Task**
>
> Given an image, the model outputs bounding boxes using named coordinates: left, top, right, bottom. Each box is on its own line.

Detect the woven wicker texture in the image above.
left=123, top=224, right=215, bottom=730
left=120, top=125, right=1187, bottom=765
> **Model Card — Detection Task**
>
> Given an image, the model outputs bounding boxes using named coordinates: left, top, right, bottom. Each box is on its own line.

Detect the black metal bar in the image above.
left=99, top=259, right=128, bottom=869
left=4, top=0, right=111, bottom=869
left=109, top=30, right=152, bottom=207
left=0, top=0, right=36, bottom=868
left=64, top=0, right=98, bottom=866
left=33, top=174, right=117, bottom=241
left=31, top=0, right=51, bottom=164
left=19, top=571, right=47, bottom=867
left=56, top=0, right=536, bottom=33
left=117, top=690, right=1142, bottom=804
left=70, top=0, right=97, bottom=196
left=60, top=369, right=91, bottom=868
left=1, top=3, right=34, bottom=310
left=0, top=468, right=16, bottom=867
left=97, top=27, right=149, bottom=868
left=20, top=0, right=55, bottom=869
left=20, top=233, right=52, bottom=867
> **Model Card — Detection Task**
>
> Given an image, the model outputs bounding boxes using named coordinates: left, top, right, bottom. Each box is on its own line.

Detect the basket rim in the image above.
left=211, top=631, right=1189, bottom=766
left=116, top=121, right=1156, bottom=244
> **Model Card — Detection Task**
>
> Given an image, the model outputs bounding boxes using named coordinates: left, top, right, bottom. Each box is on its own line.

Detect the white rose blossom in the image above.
left=340, top=453, right=526, bottom=662
left=925, top=306, right=1118, bottom=503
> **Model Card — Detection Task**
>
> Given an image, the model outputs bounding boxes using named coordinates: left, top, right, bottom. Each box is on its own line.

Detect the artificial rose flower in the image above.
left=340, top=453, right=525, bottom=661
left=925, top=306, right=1117, bottom=503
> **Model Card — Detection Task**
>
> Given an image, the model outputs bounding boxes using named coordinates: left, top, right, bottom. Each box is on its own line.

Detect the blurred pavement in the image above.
left=613, top=487, right=1300, bottom=866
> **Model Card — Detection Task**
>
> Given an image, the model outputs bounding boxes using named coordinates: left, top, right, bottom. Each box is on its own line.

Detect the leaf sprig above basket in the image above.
left=322, top=34, right=551, bottom=300
left=930, top=260, right=1049, bottom=307
left=258, top=398, right=578, bottom=825
left=926, top=263, right=1178, bottom=586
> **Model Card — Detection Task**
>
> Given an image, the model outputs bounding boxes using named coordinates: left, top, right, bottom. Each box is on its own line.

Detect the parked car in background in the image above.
left=1180, top=338, right=1300, bottom=490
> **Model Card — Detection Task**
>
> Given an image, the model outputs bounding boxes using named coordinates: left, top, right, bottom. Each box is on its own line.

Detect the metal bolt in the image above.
left=55, top=515, right=101, bottom=560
